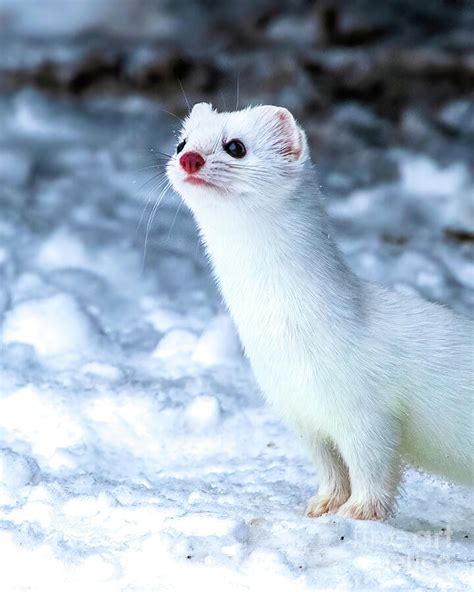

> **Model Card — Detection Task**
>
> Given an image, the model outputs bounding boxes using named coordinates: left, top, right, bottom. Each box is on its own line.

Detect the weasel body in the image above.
left=167, top=103, right=474, bottom=520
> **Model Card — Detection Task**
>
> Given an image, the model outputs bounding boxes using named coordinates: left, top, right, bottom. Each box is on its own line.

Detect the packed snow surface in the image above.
left=0, top=91, right=473, bottom=591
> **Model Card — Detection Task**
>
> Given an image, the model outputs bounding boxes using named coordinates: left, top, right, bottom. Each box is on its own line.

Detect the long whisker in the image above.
left=136, top=170, right=167, bottom=193
left=151, top=149, right=173, bottom=159
left=210, top=161, right=275, bottom=178
left=156, top=107, right=184, bottom=124
left=211, top=113, right=233, bottom=155
left=166, top=199, right=184, bottom=242
left=142, top=180, right=172, bottom=272
left=137, top=175, right=169, bottom=234
left=210, top=127, right=222, bottom=155
left=133, top=162, right=169, bottom=173
left=178, top=79, right=191, bottom=113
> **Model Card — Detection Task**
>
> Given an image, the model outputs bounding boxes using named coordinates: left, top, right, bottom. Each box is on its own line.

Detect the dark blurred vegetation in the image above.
left=1, top=0, right=473, bottom=188
left=1, top=0, right=473, bottom=119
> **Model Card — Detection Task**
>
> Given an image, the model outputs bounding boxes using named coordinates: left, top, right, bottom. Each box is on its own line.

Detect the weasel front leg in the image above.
left=336, top=413, right=402, bottom=521
left=305, top=436, right=351, bottom=517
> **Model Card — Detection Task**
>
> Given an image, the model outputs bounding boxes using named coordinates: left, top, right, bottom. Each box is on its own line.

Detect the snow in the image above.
left=2, top=293, right=100, bottom=360
left=0, top=88, right=473, bottom=591
left=400, top=155, right=471, bottom=198
left=192, top=315, right=241, bottom=366
left=152, top=328, right=199, bottom=359
left=185, top=395, right=221, bottom=432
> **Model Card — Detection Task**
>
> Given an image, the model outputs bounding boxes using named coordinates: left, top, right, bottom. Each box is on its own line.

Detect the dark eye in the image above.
left=176, top=139, right=186, bottom=154
left=224, top=139, right=246, bottom=158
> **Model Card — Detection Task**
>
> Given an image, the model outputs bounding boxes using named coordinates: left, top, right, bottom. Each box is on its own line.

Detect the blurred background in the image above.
left=0, top=3, right=473, bottom=588
left=1, top=0, right=473, bottom=315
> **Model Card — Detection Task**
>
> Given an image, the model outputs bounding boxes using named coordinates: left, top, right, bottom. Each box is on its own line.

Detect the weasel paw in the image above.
left=337, top=498, right=389, bottom=521
left=305, top=492, right=348, bottom=518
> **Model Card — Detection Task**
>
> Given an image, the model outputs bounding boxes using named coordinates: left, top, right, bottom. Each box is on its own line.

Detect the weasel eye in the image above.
left=224, top=139, right=246, bottom=158
left=176, top=140, right=186, bottom=154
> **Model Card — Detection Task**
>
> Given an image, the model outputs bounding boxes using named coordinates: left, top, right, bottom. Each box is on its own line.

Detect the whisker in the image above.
left=166, top=199, right=184, bottom=242
left=136, top=170, right=167, bottom=193
left=209, top=162, right=273, bottom=178
left=142, top=180, right=172, bottom=272
left=152, top=149, right=173, bottom=159
left=133, top=162, right=169, bottom=173
left=211, top=131, right=223, bottom=156
left=136, top=175, right=169, bottom=234
left=156, top=107, right=184, bottom=124
left=178, top=78, right=191, bottom=113
left=211, top=113, right=233, bottom=154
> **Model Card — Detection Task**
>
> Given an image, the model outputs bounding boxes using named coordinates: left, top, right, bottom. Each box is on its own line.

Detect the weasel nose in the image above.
left=179, top=151, right=205, bottom=175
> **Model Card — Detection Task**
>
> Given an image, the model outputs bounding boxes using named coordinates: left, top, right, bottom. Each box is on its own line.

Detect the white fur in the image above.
left=167, top=103, right=474, bottom=520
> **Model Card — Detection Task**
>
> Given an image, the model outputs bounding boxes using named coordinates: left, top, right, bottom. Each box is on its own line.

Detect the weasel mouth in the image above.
left=184, top=176, right=217, bottom=188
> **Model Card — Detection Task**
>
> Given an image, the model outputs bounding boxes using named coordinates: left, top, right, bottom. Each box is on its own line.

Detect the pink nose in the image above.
left=179, top=151, right=205, bottom=174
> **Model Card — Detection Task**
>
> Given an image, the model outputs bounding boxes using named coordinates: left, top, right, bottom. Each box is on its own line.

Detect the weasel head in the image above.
left=167, top=103, right=309, bottom=213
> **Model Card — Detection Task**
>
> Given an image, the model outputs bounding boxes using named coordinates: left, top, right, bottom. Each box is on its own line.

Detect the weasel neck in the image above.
left=192, top=174, right=365, bottom=337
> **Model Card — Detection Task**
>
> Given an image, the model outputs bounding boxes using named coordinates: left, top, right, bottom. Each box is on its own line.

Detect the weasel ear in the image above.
left=255, top=106, right=308, bottom=161
left=191, top=102, right=213, bottom=116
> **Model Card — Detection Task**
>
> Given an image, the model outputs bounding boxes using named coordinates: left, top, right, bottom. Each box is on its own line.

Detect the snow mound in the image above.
left=185, top=395, right=221, bottom=432
left=36, top=229, right=91, bottom=271
left=193, top=315, right=242, bottom=366
left=2, top=293, right=101, bottom=361
left=152, top=328, right=198, bottom=359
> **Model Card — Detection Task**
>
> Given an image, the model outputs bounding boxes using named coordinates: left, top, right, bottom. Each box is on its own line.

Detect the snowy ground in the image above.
left=0, top=89, right=473, bottom=591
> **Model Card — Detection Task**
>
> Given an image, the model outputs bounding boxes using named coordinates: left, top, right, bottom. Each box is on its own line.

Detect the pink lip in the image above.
left=184, top=176, right=216, bottom=188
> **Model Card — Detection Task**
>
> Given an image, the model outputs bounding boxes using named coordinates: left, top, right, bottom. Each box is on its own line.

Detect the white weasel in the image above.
left=167, top=102, right=474, bottom=520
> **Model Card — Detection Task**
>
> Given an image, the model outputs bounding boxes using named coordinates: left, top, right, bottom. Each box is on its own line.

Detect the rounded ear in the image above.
left=296, top=127, right=309, bottom=162
left=254, top=105, right=308, bottom=161
left=191, top=102, right=213, bottom=116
